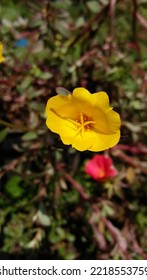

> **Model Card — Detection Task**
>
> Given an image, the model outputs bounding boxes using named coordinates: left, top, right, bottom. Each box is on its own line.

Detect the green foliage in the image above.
left=0, top=0, right=147, bottom=260
left=0, top=128, right=9, bottom=143
left=4, top=175, right=24, bottom=198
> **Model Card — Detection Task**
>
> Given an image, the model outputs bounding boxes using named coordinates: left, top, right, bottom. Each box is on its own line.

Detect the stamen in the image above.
left=51, top=108, right=96, bottom=136
left=74, top=113, right=96, bottom=136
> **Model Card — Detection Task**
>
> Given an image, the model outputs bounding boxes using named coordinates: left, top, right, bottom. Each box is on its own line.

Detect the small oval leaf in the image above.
left=56, top=87, right=72, bottom=96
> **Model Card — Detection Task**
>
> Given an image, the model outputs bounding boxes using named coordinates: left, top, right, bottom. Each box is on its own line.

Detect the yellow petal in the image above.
left=72, top=87, right=91, bottom=101
left=61, top=129, right=120, bottom=152
left=45, top=94, right=70, bottom=116
left=92, top=108, right=121, bottom=134
left=89, top=130, right=121, bottom=152
left=71, top=130, right=95, bottom=151
left=0, top=57, right=4, bottom=63
left=92, top=91, right=110, bottom=108
left=46, top=94, right=79, bottom=119
left=0, top=43, right=4, bottom=63
left=46, top=109, right=76, bottom=136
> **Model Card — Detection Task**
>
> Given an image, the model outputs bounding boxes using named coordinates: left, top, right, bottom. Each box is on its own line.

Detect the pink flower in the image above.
left=85, top=154, right=118, bottom=181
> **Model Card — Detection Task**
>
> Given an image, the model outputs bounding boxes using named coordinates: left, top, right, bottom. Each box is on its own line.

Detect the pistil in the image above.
left=68, top=113, right=96, bottom=137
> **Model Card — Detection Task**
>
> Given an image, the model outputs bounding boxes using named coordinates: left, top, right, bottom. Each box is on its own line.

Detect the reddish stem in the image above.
left=65, top=173, right=90, bottom=200
left=109, top=0, right=117, bottom=56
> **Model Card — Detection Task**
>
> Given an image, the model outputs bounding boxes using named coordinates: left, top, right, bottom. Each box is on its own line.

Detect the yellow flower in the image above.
left=45, top=87, right=121, bottom=152
left=0, top=43, right=5, bottom=63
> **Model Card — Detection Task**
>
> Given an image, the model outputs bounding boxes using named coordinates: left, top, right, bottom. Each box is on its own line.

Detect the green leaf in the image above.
left=19, top=76, right=32, bottom=90
left=0, top=128, right=9, bottom=143
left=5, top=175, right=24, bottom=198
left=29, top=102, right=44, bottom=111
left=39, top=72, right=53, bottom=80
left=31, top=65, right=53, bottom=79
left=49, top=227, right=66, bottom=244
left=87, top=1, right=101, bottom=13
left=21, top=131, right=37, bottom=141
left=55, top=20, right=70, bottom=37
left=106, top=67, right=125, bottom=81
left=102, top=204, right=115, bottom=217
left=51, top=0, right=72, bottom=10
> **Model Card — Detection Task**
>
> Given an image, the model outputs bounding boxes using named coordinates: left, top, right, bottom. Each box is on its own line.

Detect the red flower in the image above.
left=85, top=154, right=117, bottom=181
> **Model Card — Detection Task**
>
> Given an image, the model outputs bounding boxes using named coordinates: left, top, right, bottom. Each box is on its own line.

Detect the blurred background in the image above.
left=0, top=0, right=147, bottom=259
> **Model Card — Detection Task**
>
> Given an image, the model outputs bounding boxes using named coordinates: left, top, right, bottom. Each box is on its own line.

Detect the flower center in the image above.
left=50, top=108, right=96, bottom=137
left=67, top=113, right=96, bottom=136
left=77, top=113, right=95, bottom=130
left=97, top=168, right=105, bottom=178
